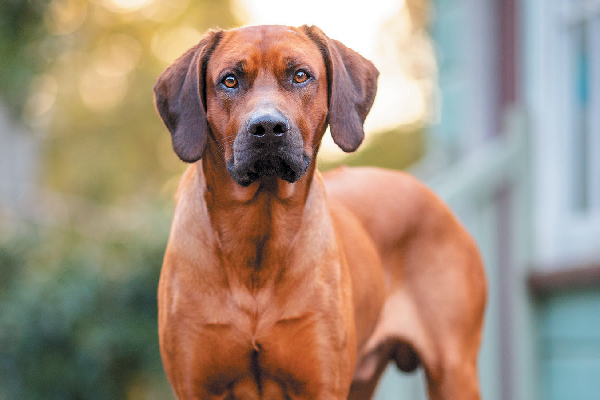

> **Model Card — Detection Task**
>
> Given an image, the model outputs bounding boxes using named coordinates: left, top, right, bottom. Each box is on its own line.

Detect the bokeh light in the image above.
left=103, top=0, right=156, bottom=13
left=151, top=26, right=203, bottom=64
left=45, top=0, right=88, bottom=35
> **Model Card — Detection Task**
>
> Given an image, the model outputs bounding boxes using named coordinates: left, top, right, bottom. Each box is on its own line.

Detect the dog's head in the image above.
left=154, top=25, right=378, bottom=186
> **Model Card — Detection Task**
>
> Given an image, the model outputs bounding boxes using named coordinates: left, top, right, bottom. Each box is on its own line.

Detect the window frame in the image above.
left=527, top=0, right=600, bottom=268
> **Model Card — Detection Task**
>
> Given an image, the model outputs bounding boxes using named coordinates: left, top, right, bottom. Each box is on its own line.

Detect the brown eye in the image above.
left=293, top=70, right=309, bottom=84
left=222, top=75, right=237, bottom=88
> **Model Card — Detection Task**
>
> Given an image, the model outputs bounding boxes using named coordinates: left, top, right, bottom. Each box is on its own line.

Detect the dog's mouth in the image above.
left=227, top=152, right=311, bottom=187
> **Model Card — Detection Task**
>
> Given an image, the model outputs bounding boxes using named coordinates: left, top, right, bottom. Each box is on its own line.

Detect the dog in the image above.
left=153, top=25, right=486, bottom=400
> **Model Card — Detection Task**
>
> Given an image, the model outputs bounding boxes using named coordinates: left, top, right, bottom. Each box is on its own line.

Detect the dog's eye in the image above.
left=222, top=75, right=238, bottom=88
left=293, top=70, right=309, bottom=84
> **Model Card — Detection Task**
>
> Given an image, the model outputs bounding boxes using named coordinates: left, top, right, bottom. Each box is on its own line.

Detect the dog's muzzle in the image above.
left=227, top=110, right=311, bottom=187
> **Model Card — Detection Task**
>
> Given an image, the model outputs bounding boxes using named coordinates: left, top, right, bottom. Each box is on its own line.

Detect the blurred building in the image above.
left=375, top=0, right=600, bottom=399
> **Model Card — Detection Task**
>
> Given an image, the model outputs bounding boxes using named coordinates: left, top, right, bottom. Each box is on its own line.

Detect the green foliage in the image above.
left=46, top=0, right=239, bottom=204
left=42, top=0, right=240, bottom=203
left=0, top=0, right=52, bottom=116
left=0, top=211, right=174, bottom=400
left=0, top=0, right=239, bottom=203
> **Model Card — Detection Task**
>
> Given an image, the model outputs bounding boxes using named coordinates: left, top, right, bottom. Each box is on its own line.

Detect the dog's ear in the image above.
left=302, top=25, right=379, bottom=152
left=153, top=30, right=222, bottom=163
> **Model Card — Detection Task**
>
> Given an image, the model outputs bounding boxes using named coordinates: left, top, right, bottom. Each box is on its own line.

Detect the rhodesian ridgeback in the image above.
left=153, top=25, right=486, bottom=400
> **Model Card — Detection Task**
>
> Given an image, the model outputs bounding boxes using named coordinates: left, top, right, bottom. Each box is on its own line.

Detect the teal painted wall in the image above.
left=430, top=0, right=467, bottom=157
left=539, top=289, right=600, bottom=400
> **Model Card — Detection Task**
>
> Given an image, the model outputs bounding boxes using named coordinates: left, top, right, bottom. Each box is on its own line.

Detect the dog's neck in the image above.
left=197, top=144, right=326, bottom=288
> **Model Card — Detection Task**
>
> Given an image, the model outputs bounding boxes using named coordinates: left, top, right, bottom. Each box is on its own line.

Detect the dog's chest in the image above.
left=161, top=209, right=350, bottom=398
left=182, top=283, right=335, bottom=399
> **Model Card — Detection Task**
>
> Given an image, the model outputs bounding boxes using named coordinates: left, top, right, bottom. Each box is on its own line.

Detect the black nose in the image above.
left=247, top=111, right=289, bottom=137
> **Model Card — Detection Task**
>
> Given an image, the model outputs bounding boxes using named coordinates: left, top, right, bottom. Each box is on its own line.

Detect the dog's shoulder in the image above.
left=174, top=164, right=203, bottom=205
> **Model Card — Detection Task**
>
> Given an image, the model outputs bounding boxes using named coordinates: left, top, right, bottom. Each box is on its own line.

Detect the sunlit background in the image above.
left=2, top=0, right=600, bottom=399
left=7, top=0, right=431, bottom=205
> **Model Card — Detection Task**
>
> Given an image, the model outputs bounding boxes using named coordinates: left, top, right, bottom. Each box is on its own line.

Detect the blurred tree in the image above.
left=0, top=211, right=174, bottom=399
left=0, top=0, right=52, bottom=116
left=17, top=0, right=240, bottom=203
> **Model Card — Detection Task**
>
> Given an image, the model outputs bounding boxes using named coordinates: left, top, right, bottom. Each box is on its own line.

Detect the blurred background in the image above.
left=1, top=0, right=599, bottom=399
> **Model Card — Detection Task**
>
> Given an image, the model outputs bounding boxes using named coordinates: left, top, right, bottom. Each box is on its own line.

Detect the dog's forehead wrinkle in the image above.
left=215, top=60, right=249, bottom=82
left=229, top=26, right=314, bottom=56
left=210, top=30, right=322, bottom=87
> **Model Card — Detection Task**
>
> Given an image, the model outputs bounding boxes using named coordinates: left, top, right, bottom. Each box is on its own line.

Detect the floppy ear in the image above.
left=153, top=30, right=222, bottom=162
left=302, top=25, right=379, bottom=152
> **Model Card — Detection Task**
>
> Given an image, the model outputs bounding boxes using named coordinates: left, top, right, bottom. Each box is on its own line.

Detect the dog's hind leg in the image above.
left=349, top=281, right=484, bottom=400
left=424, top=355, right=481, bottom=400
